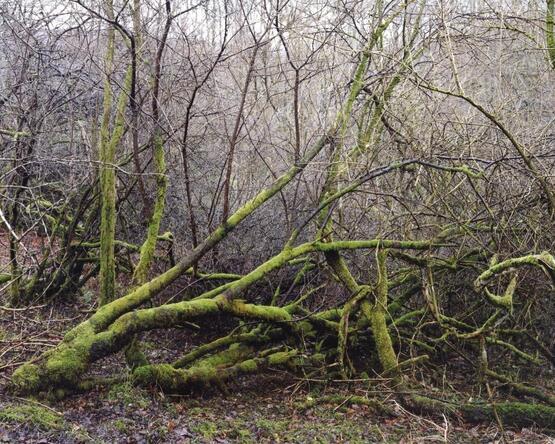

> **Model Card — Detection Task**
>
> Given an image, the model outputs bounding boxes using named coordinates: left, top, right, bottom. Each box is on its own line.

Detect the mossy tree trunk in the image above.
left=132, top=0, right=171, bottom=285
left=98, top=0, right=133, bottom=306
left=547, top=0, right=555, bottom=68
left=363, top=249, right=400, bottom=379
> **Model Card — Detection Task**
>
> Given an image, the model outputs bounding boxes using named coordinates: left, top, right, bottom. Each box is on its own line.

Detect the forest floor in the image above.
left=1, top=376, right=554, bottom=444
left=0, top=297, right=554, bottom=443
left=0, top=230, right=554, bottom=444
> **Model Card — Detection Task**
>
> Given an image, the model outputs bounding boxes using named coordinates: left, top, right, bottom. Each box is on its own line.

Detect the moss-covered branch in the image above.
left=409, top=394, right=555, bottom=429
left=133, top=347, right=299, bottom=393
left=0, top=128, right=30, bottom=139
left=485, top=369, right=555, bottom=407
left=474, top=252, right=555, bottom=289
left=474, top=252, right=555, bottom=309
left=10, top=295, right=301, bottom=394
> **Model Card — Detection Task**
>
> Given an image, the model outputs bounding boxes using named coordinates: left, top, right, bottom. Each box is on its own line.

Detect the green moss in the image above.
left=133, top=364, right=180, bottom=390
left=365, top=302, right=398, bottom=375
left=108, top=381, right=149, bottom=408
left=191, top=421, right=218, bottom=439
left=98, top=60, right=133, bottom=307
left=238, top=359, right=258, bottom=372
left=133, top=345, right=295, bottom=394
left=255, top=418, right=290, bottom=440
left=413, top=395, right=555, bottom=429
left=337, top=288, right=369, bottom=377
left=484, top=275, right=516, bottom=310
left=0, top=403, right=65, bottom=431
left=474, top=252, right=555, bottom=294
left=124, top=339, right=149, bottom=369
left=191, top=344, right=252, bottom=371
left=365, top=250, right=399, bottom=378
left=227, top=421, right=253, bottom=442
left=268, top=350, right=296, bottom=366
left=112, top=418, right=128, bottom=432
left=173, top=331, right=267, bottom=369
left=188, top=406, right=206, bottom=416
left=11, top=363, right=41, bottom=392
left=492, top=402, right=555, bottom=428
left=44, top=342, right=90, bottom=387
left=133, top=362, right=217, bottom=393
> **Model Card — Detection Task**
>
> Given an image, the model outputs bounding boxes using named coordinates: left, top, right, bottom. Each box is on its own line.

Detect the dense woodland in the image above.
left=1, top=0, right=555, bottom=440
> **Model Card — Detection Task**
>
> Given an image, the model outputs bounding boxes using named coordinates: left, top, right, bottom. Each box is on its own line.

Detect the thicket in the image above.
left=1, top=0, right=554, bottom=429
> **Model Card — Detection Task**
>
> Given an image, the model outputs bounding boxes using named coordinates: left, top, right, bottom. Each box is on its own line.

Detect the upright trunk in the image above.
left=363, top=249, right=400, bottom=379
left=132, top=0, right=171, bottom=284
left=99, top=0, right=133, bottom=305
left=547, top=0, right=555, bottom=68
left=130, top=0, right=150, bottom=216
left=132, top=135, right=167, bottom=283
left=98, top=0, right=117, bottom=306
